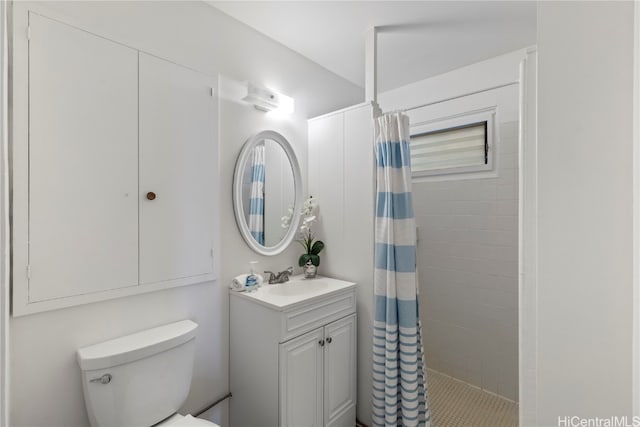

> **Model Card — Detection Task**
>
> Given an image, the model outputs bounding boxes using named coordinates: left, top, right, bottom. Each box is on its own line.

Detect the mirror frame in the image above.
left=232, top=130, right=303, bottom=256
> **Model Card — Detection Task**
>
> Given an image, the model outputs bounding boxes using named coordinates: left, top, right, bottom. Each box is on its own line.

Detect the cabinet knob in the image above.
left=318, top=339, right=325, bottom=347
left=326, top=337, right=332, bottom=344
left=146, top=192, right=156, bottom=201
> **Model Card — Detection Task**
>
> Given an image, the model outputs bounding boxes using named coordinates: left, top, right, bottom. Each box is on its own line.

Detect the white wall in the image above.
left=536, top=1, right=634, bottom=424
left=8, top=2, right=361, bottom=426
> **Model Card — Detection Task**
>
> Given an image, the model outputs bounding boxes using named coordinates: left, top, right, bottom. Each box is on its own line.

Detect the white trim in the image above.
left=633, top=0, right=640, bottom=418
left=13, top=273, right=217, bottom=317
left=519, top=46, right=538, bottom=426
left=232, top=130, right=303, bottom=257
left=406, top=90, right=512, bottom=184
left=0, top=0, right=9, bottom=423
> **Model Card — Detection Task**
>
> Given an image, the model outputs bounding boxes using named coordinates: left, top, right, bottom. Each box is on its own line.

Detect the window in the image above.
left=410, top=110, right=494, bottom=178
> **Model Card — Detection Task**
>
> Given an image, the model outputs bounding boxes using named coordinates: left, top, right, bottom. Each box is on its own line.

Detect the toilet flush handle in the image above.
left=89, top=373, right=112, bottom=385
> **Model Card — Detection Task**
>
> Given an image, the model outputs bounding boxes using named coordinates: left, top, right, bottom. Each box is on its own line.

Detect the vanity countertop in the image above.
left=230, top=275, right=356, bottom=311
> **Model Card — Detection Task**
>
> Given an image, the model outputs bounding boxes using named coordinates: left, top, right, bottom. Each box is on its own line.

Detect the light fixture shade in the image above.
left=243, top=83, right=294, bottom=114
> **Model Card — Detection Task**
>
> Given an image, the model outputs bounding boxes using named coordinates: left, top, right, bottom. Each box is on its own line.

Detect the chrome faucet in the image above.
left=264, top=267, right=294, bottom=284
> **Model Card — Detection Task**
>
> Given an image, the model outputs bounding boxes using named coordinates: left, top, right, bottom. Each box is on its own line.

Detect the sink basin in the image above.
left=263, top=280, right=330, bottom=297
left=232, top=275, right=355, bottom=310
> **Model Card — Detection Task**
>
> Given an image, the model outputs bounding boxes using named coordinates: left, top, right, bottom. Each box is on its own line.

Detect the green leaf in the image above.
left=304, top=233, right=313, bottom=253
left=310, top=240, right=325, bottom=255
left=309, top=254, right=320, bottom=267
left=298, top=253, right=311, bottom=267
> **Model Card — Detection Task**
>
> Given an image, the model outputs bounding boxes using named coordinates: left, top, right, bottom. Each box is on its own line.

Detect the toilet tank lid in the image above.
left=77, top=320, right=198, bottom=371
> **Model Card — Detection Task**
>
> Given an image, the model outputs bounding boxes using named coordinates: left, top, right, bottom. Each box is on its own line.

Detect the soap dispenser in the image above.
left=245, top=261, right=259, bottom=292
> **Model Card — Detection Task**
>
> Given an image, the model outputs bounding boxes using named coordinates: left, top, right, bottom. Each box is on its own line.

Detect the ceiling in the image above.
left=208, top=1, right=537, bottom=93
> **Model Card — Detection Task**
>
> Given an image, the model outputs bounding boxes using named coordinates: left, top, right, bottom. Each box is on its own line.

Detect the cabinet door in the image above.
left=138, top=53, right=216, bottom=284
left=27, top=13, right=139, bottom=301
left=324, top=314, right=357, bottom=427
left=280, top=328, right=324, bottom=427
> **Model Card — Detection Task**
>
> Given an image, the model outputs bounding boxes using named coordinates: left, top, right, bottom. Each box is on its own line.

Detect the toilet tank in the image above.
left=77, top=320, right=198, bottom=427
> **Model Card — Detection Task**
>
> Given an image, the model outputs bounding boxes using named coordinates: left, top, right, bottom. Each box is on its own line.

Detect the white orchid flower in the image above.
left=302, top=196, right=316, bottom=215
left=297, top=196, right=322, bottom=241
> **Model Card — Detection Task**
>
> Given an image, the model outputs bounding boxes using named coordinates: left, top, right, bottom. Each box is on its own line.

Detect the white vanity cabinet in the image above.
left=230, top=277, right=356, bottom=427
left=280, top=314, right=356, bottom=427
left=11, top=12, right=217, bottom=315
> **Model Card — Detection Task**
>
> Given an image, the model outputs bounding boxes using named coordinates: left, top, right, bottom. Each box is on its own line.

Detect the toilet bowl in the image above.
left=77, top=320, right=218, bottom=427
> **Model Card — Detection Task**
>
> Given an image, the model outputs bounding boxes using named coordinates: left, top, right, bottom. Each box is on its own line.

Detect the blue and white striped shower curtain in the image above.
left=248, top=143, right=265, bottom=245
left=372, top=112, right=430, bottom=427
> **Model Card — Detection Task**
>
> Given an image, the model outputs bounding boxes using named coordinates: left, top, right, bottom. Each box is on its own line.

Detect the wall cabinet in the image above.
left=12, top=12, right=218, bottom=315
left=308, top=103, right=376, bottom=425
left=230, top=278, right=356, bottom=427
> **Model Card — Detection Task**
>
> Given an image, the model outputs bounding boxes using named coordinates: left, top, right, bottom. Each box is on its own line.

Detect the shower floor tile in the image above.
left=427, top=369, right=518, bottom=427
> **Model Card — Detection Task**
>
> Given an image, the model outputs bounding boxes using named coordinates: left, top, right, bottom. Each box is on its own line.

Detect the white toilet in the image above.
left=77, top=320, right=219, bottom=427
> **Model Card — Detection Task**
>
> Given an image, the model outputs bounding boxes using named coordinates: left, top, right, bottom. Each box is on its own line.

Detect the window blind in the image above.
left=410, top=121, right=487, bottom=174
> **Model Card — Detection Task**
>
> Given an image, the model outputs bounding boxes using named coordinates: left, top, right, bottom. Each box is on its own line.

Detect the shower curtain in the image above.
left=372, top=112, right=429, bottom=427
left=248, top=143, right=265, bottom=245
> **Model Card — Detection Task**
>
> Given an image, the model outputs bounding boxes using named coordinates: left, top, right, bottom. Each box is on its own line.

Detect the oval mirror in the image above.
left=233, top=130, right=303, bottom=256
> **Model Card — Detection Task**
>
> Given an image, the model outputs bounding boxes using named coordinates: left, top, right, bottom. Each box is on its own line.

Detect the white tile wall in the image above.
left=417, top=121, right=519, bottom=401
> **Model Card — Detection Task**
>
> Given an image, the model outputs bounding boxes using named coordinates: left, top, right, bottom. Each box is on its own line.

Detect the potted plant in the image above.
left=297, top=196, right=324, bottom=278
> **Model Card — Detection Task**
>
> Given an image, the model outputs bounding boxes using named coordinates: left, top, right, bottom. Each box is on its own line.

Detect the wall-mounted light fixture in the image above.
left=243, top=83, right=294, bottom=115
